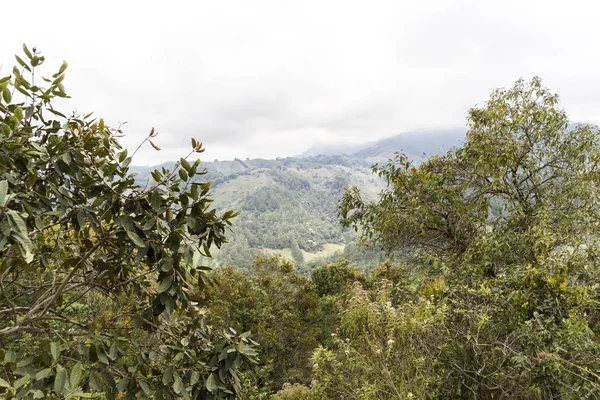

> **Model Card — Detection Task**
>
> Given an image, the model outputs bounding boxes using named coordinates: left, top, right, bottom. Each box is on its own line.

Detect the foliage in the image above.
left=273, top=383, right=319, bottom=400
left=312, top=282, right=446, bottom=399
left=338, top=77, right=600, bottom=398
left=203, top=256, right=320, bottom=394
left=311, top=259, right=367, bottom=298
left=0, top=46, right=256, bottom=399
left=135, top=157, right=388, bottom=270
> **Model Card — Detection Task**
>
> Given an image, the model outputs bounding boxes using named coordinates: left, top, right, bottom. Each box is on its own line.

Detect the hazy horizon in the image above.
left=2, top=0, right=599, bottom=164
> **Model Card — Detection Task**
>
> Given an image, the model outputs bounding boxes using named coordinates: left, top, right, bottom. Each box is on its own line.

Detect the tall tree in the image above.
left=0, top=46, right=256, bottom=399
left=339, top=78, right=600, bottom=398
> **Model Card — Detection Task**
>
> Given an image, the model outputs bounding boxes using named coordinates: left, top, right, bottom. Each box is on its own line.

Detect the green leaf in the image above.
left=58, top=61, right=68, bottom=75
left=138, top=378, right=150, bottom=394
left=109, top=342, right=119, bottom=360
left=118, top=149, right=128, bottom=163
left=15, top=55, right=31, bottom=72
left=13, top=106, right=23, bottom=121
left=11, top=231, right=34, bottom=263
left=206, top=374, right=216, bottom=392
left=158, top=274, right=173, bottom=293
left=4, top=349, right=16, bottom=363
left=173, top=376, right=183, bottom=394
left=0, top=377, right=11, bottom=388
left=96, top=344, right=109, bottom=365
left=178, top=168, right=188, bottom=181
left=127, top=230, right=145, bottom=248
left=7, top=210, right=27, bottom=235
left=151, top=170, right=161, bottom=183
left=14, top=374, right=30, bottom=390
left=149, top=140, right=161, bottom=151
left=54, top=365, right=66, bottom=394
left=190, top=371, right=200, bottom=386
left=181, top=158, right=191, bottom=172
left=151, top=190, right=161, bottom=210
left=22, top=44, right=33, bottom=59
left=50, top=342, right=61, bottom=362
left=35, top=368, right=52, bottom=380
left=160, top=258, right=173, bottom=272
left=70, top=362, right=83, bottom=388
left=89, top=372, right=103, bottom=391
left=0, top=180, right=7, bottom=207
left=2, top=87, right=11, bottom=103
left=162, top=368, right=173, bottom=385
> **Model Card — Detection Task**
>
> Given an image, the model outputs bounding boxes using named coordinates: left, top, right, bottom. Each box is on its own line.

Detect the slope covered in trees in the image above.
left=132, top=130, right=464, bottom=271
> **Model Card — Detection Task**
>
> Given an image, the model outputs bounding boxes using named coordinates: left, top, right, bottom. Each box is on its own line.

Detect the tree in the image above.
left=0, top=46, right=256, bottom=399
left=312, top=281, right=446, bottom=399
left=203, top=256, right=319, bottom=395
left=311, top=259, right=366, bottom=298
left=339, top=78, right=600, bottom=398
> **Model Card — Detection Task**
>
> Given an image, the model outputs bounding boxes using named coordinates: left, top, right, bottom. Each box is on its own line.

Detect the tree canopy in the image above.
left=0, top=46, right=256, bottom=399
left=335, top=77, right=600, bottom=398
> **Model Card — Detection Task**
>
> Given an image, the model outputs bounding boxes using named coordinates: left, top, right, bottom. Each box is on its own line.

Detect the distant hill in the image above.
left=131, top=128, right=466, bottom=272
left=299, top=127, right=466, bottom=163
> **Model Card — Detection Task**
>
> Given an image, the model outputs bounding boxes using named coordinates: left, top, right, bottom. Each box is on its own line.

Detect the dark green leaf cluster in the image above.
left=0, top=46, right=256, bottom=399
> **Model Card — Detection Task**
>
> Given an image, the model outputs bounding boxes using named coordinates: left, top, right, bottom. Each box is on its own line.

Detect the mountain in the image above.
left=299, top=127, right=466, bottom=163
left=298, top=141, right=375, bottom=158
left=131, top=128, right=466, bottom=272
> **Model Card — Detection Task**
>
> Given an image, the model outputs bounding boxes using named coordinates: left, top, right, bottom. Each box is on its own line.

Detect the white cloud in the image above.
left=1, top=0, right=599, bottom=164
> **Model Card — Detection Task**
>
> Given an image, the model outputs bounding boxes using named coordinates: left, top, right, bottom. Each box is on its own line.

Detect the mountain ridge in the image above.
left=130, top=128, right=467, bottom=270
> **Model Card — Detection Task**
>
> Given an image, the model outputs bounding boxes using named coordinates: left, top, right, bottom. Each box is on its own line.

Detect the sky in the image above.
left=1, top=0, right=599, bottom=165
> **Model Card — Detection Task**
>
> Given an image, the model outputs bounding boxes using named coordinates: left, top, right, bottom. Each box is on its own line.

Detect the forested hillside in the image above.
left=132, top=129, right=465, bottom=271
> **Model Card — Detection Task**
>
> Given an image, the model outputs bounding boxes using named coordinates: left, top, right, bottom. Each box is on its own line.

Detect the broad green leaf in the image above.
left=4, top=349, right=16, bottom=363
left=206, top=374, right=216, bottom=392
left=173, top=376, right=183, bottom=394
left=181, top=158, right=191, bottom=172
left=35, top=368, right=52, bottom=380
left=6, top=210, right=27, bottom=235
left=151, top=190, right=161, bottom=210
left=190, top=371, right=200, bottom=386
left=157, top=274, right=173, bottom=293
left=126, top=230, right=145, bottom=248
left=109, top=342, right=119, bottom=360
left=14, top=374, right=30, bottom=390
left=22, top=44, right=33, bottom=59
left=53, top=365, right=66, bottom=394
left=50, top=342, right=61, bottom=362
left=70, top=362, right=83, bottom=388
left=89, top=372, right=102, bottom=391
left=178, top=168, right=188, bottom=181
left=138, top=378, right=150, bottom=394
left=162, top=368, right=173, bottom=385
left=96, top=344, right=109, bottom=365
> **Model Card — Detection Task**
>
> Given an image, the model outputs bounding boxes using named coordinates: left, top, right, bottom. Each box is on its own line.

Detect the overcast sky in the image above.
left=2, top=0, right=599, bottom=165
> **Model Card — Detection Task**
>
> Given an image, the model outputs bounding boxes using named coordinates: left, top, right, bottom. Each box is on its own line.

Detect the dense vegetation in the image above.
left=135, top=157, right=387, bottom=271
left=0, top=47, right=257, bottom=399
left=2, top=48, right=599, bottom=400
left=131, top=127, right=463, bottom=272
